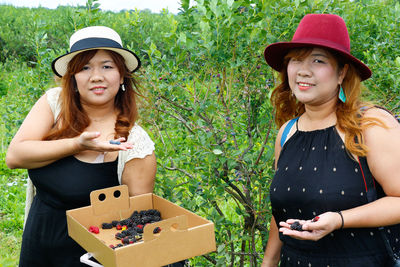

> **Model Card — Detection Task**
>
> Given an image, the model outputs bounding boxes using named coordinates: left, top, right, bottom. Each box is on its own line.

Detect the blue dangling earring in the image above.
left=339, top=85, right=346, bottom=103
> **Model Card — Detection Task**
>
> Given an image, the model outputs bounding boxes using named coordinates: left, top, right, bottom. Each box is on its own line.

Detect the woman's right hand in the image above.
left=76, top=132, right=133, bottom=152
left=6, top=93, right=133, bottom=170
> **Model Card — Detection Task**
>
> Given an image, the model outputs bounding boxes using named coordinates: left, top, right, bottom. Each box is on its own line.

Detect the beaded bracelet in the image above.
left=337, top=211, right=344, bottom=229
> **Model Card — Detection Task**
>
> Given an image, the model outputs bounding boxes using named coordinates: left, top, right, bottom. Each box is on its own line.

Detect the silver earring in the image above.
left=121, top=84, right=126, bottom=91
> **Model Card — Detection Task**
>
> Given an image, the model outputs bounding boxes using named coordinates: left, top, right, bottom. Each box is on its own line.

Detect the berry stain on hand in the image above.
left=109, top=140, right=121, bottom=145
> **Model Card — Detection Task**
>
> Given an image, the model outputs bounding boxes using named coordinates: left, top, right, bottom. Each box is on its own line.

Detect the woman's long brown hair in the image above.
left=44, top=49, right=140, bottom=141
left=271, top=48, right=383, bottom=157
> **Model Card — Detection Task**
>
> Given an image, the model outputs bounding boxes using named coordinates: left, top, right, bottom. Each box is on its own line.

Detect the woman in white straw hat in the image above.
left=6, top=26, right=157, bottom=266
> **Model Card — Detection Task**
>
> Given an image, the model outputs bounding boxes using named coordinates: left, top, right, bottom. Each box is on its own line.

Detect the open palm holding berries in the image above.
left=279, top=213, right=342, bottom=241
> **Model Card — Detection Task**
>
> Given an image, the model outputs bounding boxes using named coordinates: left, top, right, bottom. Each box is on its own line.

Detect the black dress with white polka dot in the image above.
left=270, top=123, right=398, bottom=267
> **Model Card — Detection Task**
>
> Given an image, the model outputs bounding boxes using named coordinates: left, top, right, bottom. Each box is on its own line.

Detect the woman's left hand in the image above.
left=279, top=212, right=342, bottom=241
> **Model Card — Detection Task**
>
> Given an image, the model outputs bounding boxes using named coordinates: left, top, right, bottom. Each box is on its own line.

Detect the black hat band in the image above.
left=70, top=38, right=122, bottom=53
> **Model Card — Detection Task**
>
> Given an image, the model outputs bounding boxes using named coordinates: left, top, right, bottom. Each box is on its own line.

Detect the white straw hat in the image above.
left=51, top=26, right=141, bottom=77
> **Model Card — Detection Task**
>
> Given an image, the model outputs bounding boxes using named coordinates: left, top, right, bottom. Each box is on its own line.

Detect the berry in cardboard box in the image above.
left=88, top=208, right=163, bottom=249
left=66, top=185, right=216, bottom=267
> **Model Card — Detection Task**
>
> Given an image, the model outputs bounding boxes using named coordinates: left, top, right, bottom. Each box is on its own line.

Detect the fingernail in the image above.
left=311, top=216, right=320, bottom=222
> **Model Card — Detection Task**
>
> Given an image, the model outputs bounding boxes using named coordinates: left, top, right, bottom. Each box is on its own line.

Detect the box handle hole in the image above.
left=98, top=193, right=106, bottom=201
left=113, top=190, right=121, bottom=198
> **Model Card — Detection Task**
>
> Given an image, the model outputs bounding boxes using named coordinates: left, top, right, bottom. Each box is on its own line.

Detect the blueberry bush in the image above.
left=0, top=0, right=399, bottom=266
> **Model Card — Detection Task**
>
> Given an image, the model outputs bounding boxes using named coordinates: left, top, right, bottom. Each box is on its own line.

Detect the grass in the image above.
left=0, top=155, right=26, bottom=267
left=0, top=231, right=21, bottom=266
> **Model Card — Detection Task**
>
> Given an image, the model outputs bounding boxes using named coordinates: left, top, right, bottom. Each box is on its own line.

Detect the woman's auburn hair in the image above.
left=44, top=49, right=140, bottom=141
left=271, top=48, right=383, bottom=157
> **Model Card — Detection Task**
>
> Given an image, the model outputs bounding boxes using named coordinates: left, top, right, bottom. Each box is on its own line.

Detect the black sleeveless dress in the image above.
left=270, top=121, right=396, bottom=267
left=19, top=156, right=119, bottom=267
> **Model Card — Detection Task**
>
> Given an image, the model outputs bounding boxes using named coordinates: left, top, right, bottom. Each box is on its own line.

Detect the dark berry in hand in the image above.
left=290, top=221, right=303, bottom=231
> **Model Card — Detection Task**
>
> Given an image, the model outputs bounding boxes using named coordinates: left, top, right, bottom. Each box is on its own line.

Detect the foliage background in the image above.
left=0, top=0, right=399, bottom=266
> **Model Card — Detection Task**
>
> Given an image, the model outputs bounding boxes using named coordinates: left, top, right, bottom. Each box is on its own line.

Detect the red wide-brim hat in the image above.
left=264, top=14, right=372, bottom=81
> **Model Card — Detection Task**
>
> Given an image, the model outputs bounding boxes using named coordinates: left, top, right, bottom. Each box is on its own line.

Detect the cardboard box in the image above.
left=66, top=185, right=216, bottom=267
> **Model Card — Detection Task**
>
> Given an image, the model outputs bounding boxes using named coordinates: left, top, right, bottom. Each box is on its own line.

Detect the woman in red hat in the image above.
left=5, top=26, right=160, bottom=266
left=261, top=14, right=400, bottom=266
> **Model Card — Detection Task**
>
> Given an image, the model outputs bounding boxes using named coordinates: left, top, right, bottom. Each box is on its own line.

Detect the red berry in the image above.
left=137, top=224, right=143, bottom=229
left=89, top=226, right=99, bottom=234
left=116, top=224, right=122, bottom=230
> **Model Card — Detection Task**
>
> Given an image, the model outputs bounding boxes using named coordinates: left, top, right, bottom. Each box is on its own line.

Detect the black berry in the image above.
left=290, top=221, right=303, bottom=231
left=102, top=208, right=162, bottom=247
left=102, top=223, right=113, bottom=229
left=122, top=236, right=136, bottom=244
left=115, top=232, right=125, bottom=239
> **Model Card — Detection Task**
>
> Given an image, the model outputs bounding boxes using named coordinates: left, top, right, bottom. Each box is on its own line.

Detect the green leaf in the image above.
left=200, top=20, right=210, bottom=34
left=180, top=0, right=190, bottom=10
left=395, top=57, right=400, bottom=68
left=178, top=32, right=187, bottom=44
left=210, top=0, right=218, bottom=15
left=149, top=42, right=157, bottom=53
left=217, top=243, right=226, bottom=253
left=212, top=149, right=223, bottom=155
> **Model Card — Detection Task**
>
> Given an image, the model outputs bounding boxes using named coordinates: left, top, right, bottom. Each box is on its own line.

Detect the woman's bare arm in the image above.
left=121, top=152, right=157, bottom=196
left=6, top=93, right=133, bottom=169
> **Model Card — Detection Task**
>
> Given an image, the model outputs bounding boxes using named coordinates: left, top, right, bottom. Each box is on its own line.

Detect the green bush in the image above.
left=0, top=0, right=398, bottom=266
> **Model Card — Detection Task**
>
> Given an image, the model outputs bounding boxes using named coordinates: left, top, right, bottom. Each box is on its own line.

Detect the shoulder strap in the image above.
left=358, top=157, right=400, bottom=261
left=357, top=157, right=376, bottom=194
left=280, top=117, right=299, bottom=147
